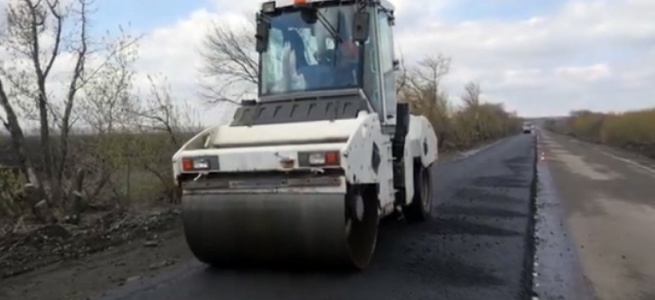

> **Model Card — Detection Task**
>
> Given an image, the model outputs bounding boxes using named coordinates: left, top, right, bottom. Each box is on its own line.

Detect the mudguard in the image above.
left=402, top=115, right=438, bottom=204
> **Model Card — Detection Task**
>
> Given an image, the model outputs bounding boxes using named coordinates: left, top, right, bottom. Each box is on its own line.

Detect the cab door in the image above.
left=375, top=9, right=397, bottom=127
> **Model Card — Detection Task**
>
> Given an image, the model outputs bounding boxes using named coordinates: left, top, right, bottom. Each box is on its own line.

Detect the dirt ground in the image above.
left=0, top=204, right=192, bottom=300
left=0, top=149, right=471, bottom=300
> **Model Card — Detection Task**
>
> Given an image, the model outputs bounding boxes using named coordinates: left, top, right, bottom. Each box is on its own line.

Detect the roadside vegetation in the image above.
left=1, top=0, right=520, bottom=278
left=0, top=0, right=198, bottom=228
left=393, top=54, right=522, bottom=151
left=0, top=0, right=197, bottom=276
left=545, top=109, right=655, bottom=159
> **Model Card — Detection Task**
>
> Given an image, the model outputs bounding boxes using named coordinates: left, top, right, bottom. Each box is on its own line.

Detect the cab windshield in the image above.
left=259, top=6, right=361, bottom=96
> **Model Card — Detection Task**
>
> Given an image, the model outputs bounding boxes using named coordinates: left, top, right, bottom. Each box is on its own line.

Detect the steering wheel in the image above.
left=315, top=48, right=336, bottom=65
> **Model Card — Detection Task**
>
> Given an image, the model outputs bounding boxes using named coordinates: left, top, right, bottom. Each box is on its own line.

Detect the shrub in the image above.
left=0, top=165, right=25, bottom=218
left=546, top=108, right=655, bottom=159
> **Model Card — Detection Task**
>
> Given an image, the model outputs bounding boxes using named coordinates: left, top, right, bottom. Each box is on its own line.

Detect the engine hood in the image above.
left=207, top=113, right=369, bottom=148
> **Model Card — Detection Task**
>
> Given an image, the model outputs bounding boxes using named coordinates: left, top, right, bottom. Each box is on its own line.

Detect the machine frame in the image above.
left=171, top=0, right=438, bottom=270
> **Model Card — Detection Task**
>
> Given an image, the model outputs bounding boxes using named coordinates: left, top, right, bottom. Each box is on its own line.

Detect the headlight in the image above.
left=298, top=151, right=340, bottom=167
left=193, top=158, right=209, bottom=169
left=308, top=153, right=326, bottom=165
left=181, top=156, right=219, bottom=171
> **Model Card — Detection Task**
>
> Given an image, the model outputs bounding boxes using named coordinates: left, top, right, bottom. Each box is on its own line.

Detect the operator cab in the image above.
left=230, top=0, right=401, bottom=131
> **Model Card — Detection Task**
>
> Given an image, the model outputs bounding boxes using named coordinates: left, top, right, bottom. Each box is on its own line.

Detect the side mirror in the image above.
left=352, top=12, right=370, bottom=42
left=392, top=59, right=400, bottom=71
left=255, top=15, right=269, bottom=52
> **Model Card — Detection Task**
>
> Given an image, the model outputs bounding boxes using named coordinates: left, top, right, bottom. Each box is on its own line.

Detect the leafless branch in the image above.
left=198, top=18, right=258, bottom=103
left=462, top=81, right=481, bottom=108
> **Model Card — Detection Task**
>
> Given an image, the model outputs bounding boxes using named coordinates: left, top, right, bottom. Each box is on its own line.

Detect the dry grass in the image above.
left=546, top=108, right=655, bottom=159
left=0, top=131, right=193, bottom=220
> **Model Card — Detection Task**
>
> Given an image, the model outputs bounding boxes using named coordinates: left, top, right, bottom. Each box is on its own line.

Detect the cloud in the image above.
left=390, top=0, right=655, bottom=116
left=2, top=0, right=654, bottom=126
left=130, top=5, right=256, bottom=126
left=554, top=64, right=611, bottom=82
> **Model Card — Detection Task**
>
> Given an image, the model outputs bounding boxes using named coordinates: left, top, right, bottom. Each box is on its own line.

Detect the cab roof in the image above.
left=269, top=0, right=395, bottom=12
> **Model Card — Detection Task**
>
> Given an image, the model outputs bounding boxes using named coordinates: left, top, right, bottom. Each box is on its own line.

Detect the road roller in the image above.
left=171, top=0, right=438, bottom=270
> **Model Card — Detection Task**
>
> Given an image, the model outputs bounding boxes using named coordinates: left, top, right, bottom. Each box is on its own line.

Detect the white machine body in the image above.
left=172, top=0, right=439, bottom=270
left=172, top=109, right=437, bottom=218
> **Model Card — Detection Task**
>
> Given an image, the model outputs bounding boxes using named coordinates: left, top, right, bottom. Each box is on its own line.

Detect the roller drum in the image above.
left=182, top=189, right=378, bottom=269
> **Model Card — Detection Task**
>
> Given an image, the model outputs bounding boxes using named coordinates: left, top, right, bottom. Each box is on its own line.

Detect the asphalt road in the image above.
left=94, top=133, right=539, bottom=300
left=539, top=131, right=655, bottom=300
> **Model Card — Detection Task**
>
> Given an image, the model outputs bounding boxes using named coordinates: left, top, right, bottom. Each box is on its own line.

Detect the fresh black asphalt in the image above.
left=94, top=133, right=588, bottom=300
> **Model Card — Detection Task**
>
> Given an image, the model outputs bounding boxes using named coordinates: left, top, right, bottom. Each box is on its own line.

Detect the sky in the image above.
left=1, top=0, right=654, bottom=127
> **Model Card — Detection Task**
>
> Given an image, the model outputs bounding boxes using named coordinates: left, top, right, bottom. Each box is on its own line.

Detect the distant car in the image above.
left=522, top=122, right=534, bottom=134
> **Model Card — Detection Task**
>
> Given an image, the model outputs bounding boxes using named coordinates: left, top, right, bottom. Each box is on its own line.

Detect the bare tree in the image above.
left=0, top=78, right=37, bottom=186
left=128, top=75, right=197, bottom=203
left=457, top=81, right=483, bottom=143
left=0, top=0, right=141, bottom=221
left=399, top=55, right=451, bottom=110
left=397, top=54, right=452, bottom=148
left=72, top=29, right=140, bottom=212
left=133, top=74, right=196, bottom=145
left=198, top=17, right=258, bottom=104
left=461, top=81, right=481, bottom=108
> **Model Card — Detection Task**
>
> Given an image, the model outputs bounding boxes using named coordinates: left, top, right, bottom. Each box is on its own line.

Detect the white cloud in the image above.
left=128, top=0, right=655, bottom=119
left=128, top=2, right=262, bottom=127
left=498, top=68, right=544, bottom=88
left=554, top=64, right=611, bottom=82
left=2, top=0, right=654, bottom=126
left=388, top=0, right=655, bottom=116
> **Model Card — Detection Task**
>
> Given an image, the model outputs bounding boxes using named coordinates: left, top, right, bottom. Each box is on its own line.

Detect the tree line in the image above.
left=545, top=108, right=655, bottom=159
